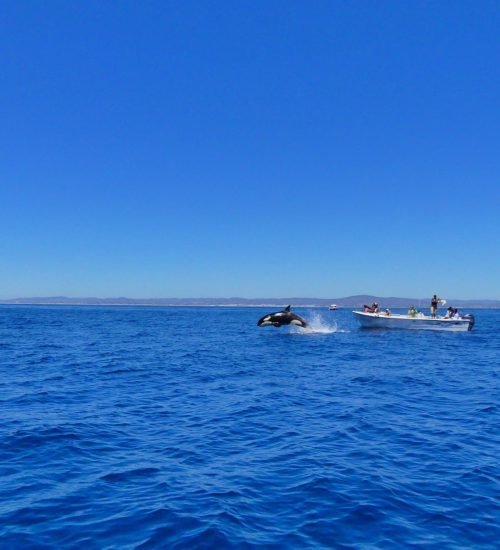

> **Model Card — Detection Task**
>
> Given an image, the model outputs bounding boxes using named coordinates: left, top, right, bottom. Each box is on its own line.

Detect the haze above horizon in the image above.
left=2, top=1, right=499, bottom=300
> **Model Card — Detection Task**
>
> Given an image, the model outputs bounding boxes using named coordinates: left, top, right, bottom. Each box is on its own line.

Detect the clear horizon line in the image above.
left=1, top=295, right=500, bottom=302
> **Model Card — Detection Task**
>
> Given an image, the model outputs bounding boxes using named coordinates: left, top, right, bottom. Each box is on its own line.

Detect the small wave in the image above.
left=101, top=467, right=160, bottom=483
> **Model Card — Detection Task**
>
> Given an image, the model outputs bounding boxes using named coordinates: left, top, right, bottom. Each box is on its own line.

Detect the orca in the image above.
left=257, top=305, right=308, bottom=328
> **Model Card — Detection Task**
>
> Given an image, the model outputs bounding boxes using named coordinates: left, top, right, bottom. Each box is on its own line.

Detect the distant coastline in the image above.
left=1, top=296, right=499, bottom=308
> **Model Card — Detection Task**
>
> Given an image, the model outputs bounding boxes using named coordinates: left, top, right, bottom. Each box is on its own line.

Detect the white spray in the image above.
left=291, top=311, right=349, bottom=334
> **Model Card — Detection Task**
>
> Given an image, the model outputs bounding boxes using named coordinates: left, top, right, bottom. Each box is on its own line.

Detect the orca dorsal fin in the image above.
left=284, top=305, right=291, bottom=312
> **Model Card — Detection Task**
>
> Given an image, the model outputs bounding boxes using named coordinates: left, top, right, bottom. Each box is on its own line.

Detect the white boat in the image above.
left=328, top=304, right=338, bottom=310
left=352, top=310, right=475, bottom=331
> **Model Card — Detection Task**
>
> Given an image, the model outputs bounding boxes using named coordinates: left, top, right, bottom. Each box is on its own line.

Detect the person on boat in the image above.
left=444, top=306, right=460, bottom=319
left=363, top=302, right=379, bottom=313
left=430, top=294, right=440, bottom=318
left=385, top=308, right=391, bottom=316
left=408, top=305, right=417, bottom=317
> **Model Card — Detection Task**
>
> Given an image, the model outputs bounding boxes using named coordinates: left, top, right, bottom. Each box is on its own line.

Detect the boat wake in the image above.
left=293, top=312, right=348, bottom=334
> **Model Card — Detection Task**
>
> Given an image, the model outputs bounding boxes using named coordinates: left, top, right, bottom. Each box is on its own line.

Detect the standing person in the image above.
left=430, top=294, right=440, bottom=318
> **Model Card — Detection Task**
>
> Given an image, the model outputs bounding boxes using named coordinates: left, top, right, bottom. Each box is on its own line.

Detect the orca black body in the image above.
left=257, top=305, right=308, bottom=328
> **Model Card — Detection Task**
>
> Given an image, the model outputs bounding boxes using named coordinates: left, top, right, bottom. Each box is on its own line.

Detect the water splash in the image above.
left=293, top=311, right=348, bottom=334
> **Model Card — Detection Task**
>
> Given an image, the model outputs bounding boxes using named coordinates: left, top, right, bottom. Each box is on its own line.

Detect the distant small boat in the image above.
left=328, top=304, right=338, bottom=310
left=353, top=310, right=475, bottom=331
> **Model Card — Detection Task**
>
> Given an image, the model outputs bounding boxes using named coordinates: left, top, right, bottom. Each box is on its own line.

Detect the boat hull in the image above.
left=353, top=311, right=473, bottom=331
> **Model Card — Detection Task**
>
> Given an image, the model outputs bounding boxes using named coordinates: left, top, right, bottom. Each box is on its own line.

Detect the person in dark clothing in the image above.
left=430, top=294, right=440, bottom=318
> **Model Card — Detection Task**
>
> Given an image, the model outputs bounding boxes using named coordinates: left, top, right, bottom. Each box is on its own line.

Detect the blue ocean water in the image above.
left=0, top=305, right=498, bottom=549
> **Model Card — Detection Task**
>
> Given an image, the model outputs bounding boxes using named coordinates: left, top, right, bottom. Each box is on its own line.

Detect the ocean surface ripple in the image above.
left=0, top=306, right=499, bottom=548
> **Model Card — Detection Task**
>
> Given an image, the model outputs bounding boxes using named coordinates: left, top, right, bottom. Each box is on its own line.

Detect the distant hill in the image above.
left=1, top=295, right=499, bottom=308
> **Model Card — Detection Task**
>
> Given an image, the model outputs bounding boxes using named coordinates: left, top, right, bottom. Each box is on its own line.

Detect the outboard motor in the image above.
left=462, top=314, right=475, bottom=331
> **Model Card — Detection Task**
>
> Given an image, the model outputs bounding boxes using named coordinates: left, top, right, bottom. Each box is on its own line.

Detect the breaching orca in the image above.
left=257, top=305, right=308, bottom=328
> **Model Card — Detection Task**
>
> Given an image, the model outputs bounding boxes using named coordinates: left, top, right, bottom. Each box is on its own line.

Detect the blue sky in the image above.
left=1, top=1, right=499, bottom=299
